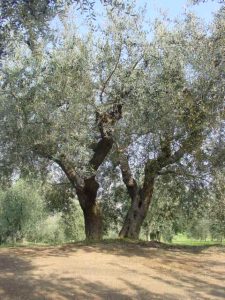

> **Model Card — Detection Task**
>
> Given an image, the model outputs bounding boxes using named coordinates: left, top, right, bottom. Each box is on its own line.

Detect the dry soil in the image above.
left=0, top=242, right=224, bottom=300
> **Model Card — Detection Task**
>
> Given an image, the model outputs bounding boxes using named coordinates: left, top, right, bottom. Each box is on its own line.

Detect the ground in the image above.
left=0, top=241, right=224, bottom=300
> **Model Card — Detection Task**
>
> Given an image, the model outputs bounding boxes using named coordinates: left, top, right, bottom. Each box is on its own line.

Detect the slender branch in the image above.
left=99, top=46, right=122, bottom=103
left=125, top=55, right=143, bottom=78
left=158, top=168, right=211, bottom=184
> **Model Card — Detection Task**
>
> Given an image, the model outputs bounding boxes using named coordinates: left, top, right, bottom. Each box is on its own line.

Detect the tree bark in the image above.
left=118, top=151, right=155, bottom=239
left=77, top=176, right=103, bottom=240
left=82, top=201, right=103, bottom=240
left=119, top=179, right=154, bottom=239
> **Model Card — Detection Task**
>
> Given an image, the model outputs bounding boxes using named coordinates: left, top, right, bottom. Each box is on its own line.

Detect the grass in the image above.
left=0, top=234, right=224, bottom=249
left=172, top=233, right=224, bottom=246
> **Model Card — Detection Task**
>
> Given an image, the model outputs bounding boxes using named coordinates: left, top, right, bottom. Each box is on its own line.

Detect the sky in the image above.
left=51, top=0, right=223, bottom=37
left=140, top=0, right=222, bottom=22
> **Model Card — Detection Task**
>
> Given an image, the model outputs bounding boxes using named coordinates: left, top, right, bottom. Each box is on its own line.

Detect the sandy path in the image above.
left=0, top=243, right=224, bottom=299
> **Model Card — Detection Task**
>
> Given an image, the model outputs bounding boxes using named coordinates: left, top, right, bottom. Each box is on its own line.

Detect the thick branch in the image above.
left=166, top=128, right=203, bottom=166
left=90, top=137, right=114, bottom=170
left=54, top=154, right=84, bottom=190
left=119, top=152, right=138, bottom=201
left=144, top=128, right=204, bottom=186
left=92, top=103, right=123, bottom=170
left=33, top=145, right=84, bottom=190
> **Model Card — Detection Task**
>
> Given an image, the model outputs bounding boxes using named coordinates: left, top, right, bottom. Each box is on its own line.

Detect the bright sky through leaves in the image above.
left=142, top=0, right=221, bottom=21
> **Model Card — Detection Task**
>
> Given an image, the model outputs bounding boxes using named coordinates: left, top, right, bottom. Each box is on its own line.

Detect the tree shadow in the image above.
left=147, top=265, right=225, bottom=300
left=0, top=242, right=224, bottom=299
left=0, top=252, right=179, bottom=300
left=77, top=239, right=225, bottom=255
left=3, top=240, right=223, bottom=259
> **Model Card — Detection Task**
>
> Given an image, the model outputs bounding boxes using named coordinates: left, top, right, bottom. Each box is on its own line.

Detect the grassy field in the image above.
left=172, top=233, right=224, bottom=246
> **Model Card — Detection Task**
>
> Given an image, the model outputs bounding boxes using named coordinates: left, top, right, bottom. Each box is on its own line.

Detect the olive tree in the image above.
left=114, top=11, right=225, bottom=238
left=1, top=3, right=224, bottom=240
left=0, top=180, right=46, bottom=243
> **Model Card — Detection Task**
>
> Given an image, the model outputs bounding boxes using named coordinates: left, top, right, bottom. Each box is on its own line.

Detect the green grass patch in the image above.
left=172, top=233, right=225, bottom=246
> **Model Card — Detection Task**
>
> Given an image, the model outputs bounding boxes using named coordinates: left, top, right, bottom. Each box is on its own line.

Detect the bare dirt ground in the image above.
left=0, top=241, right=224, bottom=300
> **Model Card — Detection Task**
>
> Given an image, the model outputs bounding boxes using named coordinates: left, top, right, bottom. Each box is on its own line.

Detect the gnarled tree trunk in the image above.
left=118, top=151, right=163, bottom=239
left=119, top=179, right=155, bottom=239
left=82, top=201, right=103, bottom=240
left=77, top=176, right=103, bottom=240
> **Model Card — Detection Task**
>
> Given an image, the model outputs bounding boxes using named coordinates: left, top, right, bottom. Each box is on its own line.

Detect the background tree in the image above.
left=208, top=172, right=225, bottom=241
left=0, top=180, right=46, bottom=243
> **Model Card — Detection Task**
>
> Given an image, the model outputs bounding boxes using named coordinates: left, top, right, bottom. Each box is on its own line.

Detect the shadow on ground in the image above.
left=0, top=254, right=179, bottom=300
left=0, top=241, right=224, bottom=299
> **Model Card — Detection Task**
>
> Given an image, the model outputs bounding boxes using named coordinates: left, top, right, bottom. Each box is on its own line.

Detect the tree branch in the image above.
left=33, top=144, right=84, bottom=190
left=144, top=127, right=204, bottom=183
left=53, top=154, right=84, bottom=190
left=118, top=150, right=138, bottom=201
left=99, top=46, right=122, bottom=103
left=125, top=55, right=143, bottom=78
left=91, top=103, right=123, bottom=170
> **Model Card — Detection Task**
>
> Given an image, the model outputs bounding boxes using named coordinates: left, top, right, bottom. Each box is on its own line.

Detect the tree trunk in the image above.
left=83, top=201, right=103, bottom=240
left=77, top=176, right=103, bottom=241
left=119, top=179, right=154, bottom=239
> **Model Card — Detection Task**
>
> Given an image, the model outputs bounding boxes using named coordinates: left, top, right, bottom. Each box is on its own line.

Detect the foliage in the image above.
left=141, top=169, right=225, bottom=243
left=63, top=200, right=85, bottom=241
left=0, top=0, right=116, bottom=57
left=172, top=234, right=223, bottom=246
left=44, top=181, right=85, bottom=241
left=0, top=179, right=86, bottom=244
left=0, top=180, right=46, bottom=243
left=190, top=0, right=225, bottom=4
left=32, top=213, right=66, bottom=244
left=208, top=172, right=225, bottom=241
left=141, top=175, right=202, bottom=242
left=45, top=182, right=74, bottom=213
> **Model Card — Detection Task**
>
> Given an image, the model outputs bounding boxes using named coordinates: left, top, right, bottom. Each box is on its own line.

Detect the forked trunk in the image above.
left=119, top=180, right=154, bottom=239
left=35, top=104, right=122, bottom=242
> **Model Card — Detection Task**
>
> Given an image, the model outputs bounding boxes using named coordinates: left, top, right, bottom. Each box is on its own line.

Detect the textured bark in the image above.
left=33, top=148, right=105, bottom=240
left=49, top=105, right=122, bottom=240
left=90, top=137, right=114, bottom=171
left=119, top=179, right=155, bottom=239
left=82, top=201, right=103, bottom=240
left=118, top=152, right=154, bottom=239
left=77, top=187, right=103, bottom=241
left=76, top=176, right=103, bottom=240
